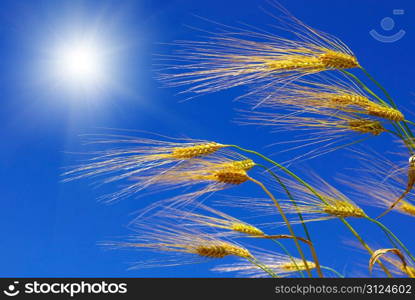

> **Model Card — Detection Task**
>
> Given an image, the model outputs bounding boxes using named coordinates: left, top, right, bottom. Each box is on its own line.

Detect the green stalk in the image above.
left=405, top=120, right=415, bottom=127
left=320, top=266, right=344, bottom=278
left=359, top=67, right=396, bottom=107
left=359, top=67, right=415, bottom=150
left=270, top=239, right=305, bottom=278
left=264, top=234, right=323, bottom=278
left=341, top=70, right=415, bottom=153
left=366, top=216, right=415, bottom=264
left=249, top=176, right=315, bottom=277
left=227, top=144, right=393, bottom=277
left=340, top=70, right=388, bottom=105
left=256, top=163, right=312, bottom=242
left=246, top=256, right=279, bottom=278
left=360, top=66, right=415, bottom=136
left=338, top=217, right=391, bottom=277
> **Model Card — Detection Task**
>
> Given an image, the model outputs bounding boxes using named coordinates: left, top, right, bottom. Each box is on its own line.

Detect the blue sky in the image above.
left=0, top=0, right=414, bottom=277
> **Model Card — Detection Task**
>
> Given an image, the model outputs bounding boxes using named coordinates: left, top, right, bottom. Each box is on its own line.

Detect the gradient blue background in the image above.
left=0, top=0, right=414, bottom=277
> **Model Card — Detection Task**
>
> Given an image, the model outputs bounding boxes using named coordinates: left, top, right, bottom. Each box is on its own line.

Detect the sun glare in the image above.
left=52, top=39, right=105, bottom=90
left=33, top=7, right=138, bottom=101
left=57, top=43, right=102, bottom=84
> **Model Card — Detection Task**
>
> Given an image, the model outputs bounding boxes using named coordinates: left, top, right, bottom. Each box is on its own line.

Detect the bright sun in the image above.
left=54, top=40, right=104, bottom=87
left=58, top=43, right=101, bottom=84
left=45, top=35, right=113, bottom=98
left=28, top=5, right=135, bottom=101
left=37, top=14, right=132, bottom=100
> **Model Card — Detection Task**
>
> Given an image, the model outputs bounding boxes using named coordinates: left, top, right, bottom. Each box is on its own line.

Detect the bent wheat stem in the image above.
left=248, top=176, right=315, bottom=277
left=377, top=179, right=414, bottom=220
left=366, top=216, right=415, bottom=264
left=339, top=218, right=392, bottom=277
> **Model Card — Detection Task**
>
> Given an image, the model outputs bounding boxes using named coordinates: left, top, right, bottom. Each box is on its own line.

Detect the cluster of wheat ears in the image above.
left=65, top=2, right=415, bottom=277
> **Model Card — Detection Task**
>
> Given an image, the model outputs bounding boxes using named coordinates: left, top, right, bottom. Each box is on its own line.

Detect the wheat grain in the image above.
left=230, top=223, right=265, bottom=236
left=322, top=200, right=366, bottom=218
left=170, top=142, right=224, bottom=159
left=348, top=119, right=385, bottom=135
left=195, top=243, right=252, bottom=258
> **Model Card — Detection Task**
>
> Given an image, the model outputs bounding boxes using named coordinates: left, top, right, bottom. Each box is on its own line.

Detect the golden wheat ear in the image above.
left=157, top=1, right=359, bottom=100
